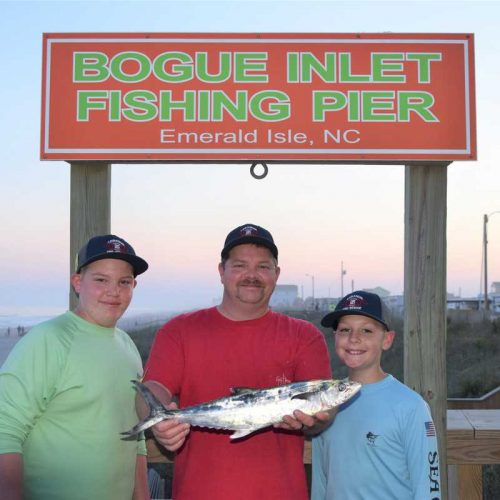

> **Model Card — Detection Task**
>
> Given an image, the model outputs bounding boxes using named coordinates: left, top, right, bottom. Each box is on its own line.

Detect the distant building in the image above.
left=383, top=295, right=404, bottom=317
left=363, top=287, right=391, bottom=298
left=270, top=285, right=299, bottom=310
left=487, top=282, right=500, bottom=313
left=310, top=297, right=338, bottom=312
left=475, top=282, right=500, bottom=313
left=271, top=280, right=500, bottom=317
left=446, top=298, right=481, bottom=311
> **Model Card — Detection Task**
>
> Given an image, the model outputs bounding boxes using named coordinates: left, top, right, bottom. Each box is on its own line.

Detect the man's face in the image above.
left=219, top=244, right=280, bottom=307
left=71, top=258, right=136, bottom=328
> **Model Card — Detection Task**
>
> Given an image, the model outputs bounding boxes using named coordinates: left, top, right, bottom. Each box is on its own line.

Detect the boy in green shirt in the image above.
left=0, top=235, right=150, bottom=500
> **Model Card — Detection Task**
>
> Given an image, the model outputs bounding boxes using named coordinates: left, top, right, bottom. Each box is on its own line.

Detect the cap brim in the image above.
left=77, top=253, right=149, bottom=276
left=221, top=237, right=278, bottom=260
left=321, top=310, right=389, bottom=330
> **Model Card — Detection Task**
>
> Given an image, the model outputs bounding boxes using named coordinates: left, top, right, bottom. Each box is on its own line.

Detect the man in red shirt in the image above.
left=141, top=224, right=332, bottom=499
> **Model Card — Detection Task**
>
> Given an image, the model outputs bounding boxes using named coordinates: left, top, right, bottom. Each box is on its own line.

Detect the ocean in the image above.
left=0, top=314, right=57, bottom=334
left=0, top=310, right=175, bottom=367
left=0, top=314, right=65, bottom=366
left=0, top=310, right=177, bottom=337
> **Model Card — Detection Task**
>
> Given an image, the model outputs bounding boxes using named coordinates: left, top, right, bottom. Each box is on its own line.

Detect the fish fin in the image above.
left=230, top=386, right=256, bottom=395
left=230, top=426, right=264, bottom=440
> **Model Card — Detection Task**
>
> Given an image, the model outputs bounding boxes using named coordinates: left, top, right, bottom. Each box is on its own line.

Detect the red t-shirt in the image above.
left=144, top=307, right=332, bottom=500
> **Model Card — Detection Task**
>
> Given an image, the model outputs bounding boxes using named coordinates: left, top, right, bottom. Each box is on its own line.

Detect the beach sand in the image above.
left=0, top=335, right=21, bottom=367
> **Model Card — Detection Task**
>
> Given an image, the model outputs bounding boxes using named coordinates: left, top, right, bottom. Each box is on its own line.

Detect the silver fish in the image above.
left=122, top=378, right=361, bottom=440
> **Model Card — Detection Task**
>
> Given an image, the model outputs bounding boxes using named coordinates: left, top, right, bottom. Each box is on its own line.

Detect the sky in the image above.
left=1, top=0, right=499, bottom=318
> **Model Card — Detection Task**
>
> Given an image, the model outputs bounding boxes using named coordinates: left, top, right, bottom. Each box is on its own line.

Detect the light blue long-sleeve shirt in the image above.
left=312, top=374, right=441, bottom=500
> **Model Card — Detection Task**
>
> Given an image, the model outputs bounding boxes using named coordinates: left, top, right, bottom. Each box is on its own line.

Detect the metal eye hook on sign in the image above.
left=250, top=162, right=269, bottom=180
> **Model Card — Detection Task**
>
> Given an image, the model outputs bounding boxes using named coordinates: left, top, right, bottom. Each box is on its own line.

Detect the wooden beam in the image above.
left=69, top=162, right=111, bottom=309
left=448, top=410, right=500, bottom=463
left=448, top=438, right=500, bottom=463
left=404, top=162, right=450, bottom=498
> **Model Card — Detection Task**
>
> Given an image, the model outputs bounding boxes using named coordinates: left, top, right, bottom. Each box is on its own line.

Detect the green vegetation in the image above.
left=128, top=311, right=500, bottom=398
left=446, top=316, right=500, bottom=398
left=129, top=322, right=161, bottom=367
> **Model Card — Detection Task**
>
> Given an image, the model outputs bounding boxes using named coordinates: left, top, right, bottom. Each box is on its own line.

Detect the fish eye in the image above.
left=338, top=382, right=346, bottom=392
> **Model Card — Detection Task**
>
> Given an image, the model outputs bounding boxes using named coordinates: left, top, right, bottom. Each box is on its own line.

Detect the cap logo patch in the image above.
left=239, top=226, right=258, bottom=237
left=341, top=294, right=367, bottom=310
left=106, top=239, right=126, bottom=253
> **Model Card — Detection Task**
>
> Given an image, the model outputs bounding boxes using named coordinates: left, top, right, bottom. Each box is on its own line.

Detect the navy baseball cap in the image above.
left=75, top=234, right=148, bottom=277
left=221, top=224, right=278, bottom=260
left=321, top=291, right=389, bottom=330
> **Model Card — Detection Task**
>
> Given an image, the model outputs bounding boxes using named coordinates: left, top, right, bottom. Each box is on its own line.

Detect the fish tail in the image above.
left=132, top=380, right=169, bottom=412
left=120, top=380, right=175, bottom=437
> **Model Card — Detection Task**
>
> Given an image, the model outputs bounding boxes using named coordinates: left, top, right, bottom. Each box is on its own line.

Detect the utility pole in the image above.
left=340, top=261, right=346, bottom=296
left=306, top=274, right=315, bottom=309
left=483, top=211, right=500, bottom=311
left=484, top=213, right=489, bottom=310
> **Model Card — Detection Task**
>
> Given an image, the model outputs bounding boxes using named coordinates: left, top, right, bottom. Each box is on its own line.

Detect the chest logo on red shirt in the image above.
left=275, top=373, right=291, bottom=386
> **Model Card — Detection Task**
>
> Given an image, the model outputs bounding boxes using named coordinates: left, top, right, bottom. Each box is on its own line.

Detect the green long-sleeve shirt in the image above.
left=0, top=311, right=146, bottom=500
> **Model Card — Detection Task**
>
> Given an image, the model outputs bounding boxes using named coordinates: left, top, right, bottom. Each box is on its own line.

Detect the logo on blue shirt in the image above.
left=366, top=432, right=379, bottom=446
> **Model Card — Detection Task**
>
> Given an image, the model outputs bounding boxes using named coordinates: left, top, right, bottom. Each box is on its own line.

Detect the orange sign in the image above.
left=41, top=33, right=476, bottom=161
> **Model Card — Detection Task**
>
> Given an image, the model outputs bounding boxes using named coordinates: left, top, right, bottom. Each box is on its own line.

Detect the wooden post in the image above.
left=404, top=162, right=450, bottom=499
left=69, top=162, right=111, bottom=309
left=448, top=465, right=482, bottom=500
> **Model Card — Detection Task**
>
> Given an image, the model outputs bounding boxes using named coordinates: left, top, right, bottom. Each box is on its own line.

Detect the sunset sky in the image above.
left=1, top=0, right=499, bottom=317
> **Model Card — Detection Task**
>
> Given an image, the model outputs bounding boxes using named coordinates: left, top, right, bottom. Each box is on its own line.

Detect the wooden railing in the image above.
left=448, top=385, right=500, bottom=410
left=146, top=409, right=500, bottom=500
left=447, top=409, right=500, bottom=499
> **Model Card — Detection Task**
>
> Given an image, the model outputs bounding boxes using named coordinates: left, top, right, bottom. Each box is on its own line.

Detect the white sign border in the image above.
left=42, top=36, right=473, bottom=157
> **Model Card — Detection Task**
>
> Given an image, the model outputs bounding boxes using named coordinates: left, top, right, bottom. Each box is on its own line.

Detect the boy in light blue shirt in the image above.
left=312, top=291, right=441, bottom=500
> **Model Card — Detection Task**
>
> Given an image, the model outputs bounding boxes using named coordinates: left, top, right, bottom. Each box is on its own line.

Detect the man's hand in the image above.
left=273, top=408, right=337, bottom=436
left=150, top=401, right=191, bottom=452
left=136, top=381, right=190, bottom=451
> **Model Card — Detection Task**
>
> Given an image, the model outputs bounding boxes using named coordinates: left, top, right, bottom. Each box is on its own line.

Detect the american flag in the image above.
left=425, top=421, right=436, bottom=437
